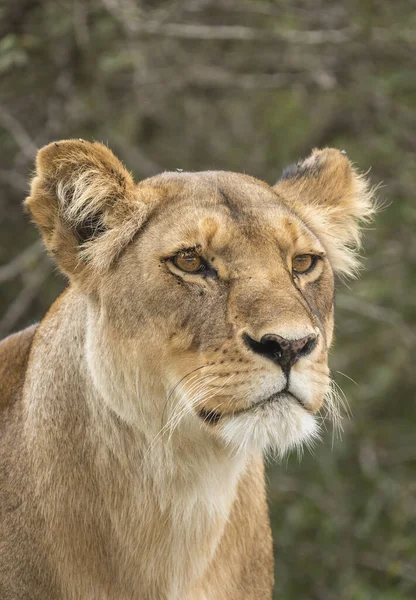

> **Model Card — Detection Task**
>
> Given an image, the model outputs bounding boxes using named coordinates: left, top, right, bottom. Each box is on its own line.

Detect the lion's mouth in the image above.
left=199, top=392, right=306, bottom=425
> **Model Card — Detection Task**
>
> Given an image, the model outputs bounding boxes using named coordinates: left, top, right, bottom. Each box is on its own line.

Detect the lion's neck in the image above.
left=24, top=289, right=249, bottom=599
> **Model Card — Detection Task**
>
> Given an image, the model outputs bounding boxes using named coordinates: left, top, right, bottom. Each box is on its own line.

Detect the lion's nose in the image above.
left=243, top=332, right=318, bottom=374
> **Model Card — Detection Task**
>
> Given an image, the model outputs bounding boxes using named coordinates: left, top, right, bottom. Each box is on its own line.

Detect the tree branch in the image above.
left=0, top=258, right=51, bottom=337
left=0, top=104, right=37, bottom=160
left=0, top=241, right=44, bottom=284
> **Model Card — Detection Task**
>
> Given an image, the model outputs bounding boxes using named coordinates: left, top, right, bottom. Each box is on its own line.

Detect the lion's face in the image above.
left=98, top=172, right=332, bottom=455
left=26, top=141, right=374, bottom=457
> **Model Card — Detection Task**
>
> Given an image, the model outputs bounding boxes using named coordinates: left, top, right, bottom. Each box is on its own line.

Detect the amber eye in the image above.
left=292, top=254, right=316, bottom=274
left=173, top=252, right=205, bottom=273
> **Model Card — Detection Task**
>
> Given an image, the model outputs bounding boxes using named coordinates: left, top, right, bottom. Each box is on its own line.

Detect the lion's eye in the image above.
left=173, top=252, right=205, bottom=273
left=292, top=254, right=316, bottom=275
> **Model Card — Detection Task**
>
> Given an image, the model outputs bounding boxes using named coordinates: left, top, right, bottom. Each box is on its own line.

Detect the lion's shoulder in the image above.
left=0, top=325, right=38, bottom=416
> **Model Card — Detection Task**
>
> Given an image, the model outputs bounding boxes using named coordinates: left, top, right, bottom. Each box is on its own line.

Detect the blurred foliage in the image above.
left=0, top=0, right=415, bottom=598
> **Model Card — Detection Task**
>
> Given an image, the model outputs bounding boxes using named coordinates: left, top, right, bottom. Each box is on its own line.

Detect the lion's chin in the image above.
left=215, top=395, right=320, bottom=459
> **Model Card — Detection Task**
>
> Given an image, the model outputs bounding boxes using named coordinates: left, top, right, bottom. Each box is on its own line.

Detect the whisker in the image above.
left=143, top=372, right=218, bottom=458
left=331, top=379, right=353, bottom=418
left=161, top=364, right=211, bottom=426
left=166, top=370, right=231, bottom=433
left=335, top=370, right=359, bottom=387
left=166, top=376, right=219, bottom=440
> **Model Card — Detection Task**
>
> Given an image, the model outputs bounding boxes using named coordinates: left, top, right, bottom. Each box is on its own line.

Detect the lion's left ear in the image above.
left=274, top=148, right=376, bottom=277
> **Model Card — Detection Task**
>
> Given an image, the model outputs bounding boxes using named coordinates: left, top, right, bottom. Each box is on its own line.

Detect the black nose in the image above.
left=243, top=332, right=317, bottom=374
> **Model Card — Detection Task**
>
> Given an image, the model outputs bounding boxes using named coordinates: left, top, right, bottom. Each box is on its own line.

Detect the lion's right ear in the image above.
left=26, top=140, right=150, bottom=279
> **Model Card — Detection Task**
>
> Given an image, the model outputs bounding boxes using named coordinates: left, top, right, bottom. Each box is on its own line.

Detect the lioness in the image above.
left=0, top=140, right=374, bottom=599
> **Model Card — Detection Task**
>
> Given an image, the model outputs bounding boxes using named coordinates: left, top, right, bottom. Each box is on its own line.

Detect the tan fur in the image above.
left=0, top=140, right=375, bottom=599
left=275, top=148, right=376, bottom=276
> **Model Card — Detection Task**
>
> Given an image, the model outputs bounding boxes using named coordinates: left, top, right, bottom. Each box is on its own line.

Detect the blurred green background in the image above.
left=1, top=1, right=415, bottom=598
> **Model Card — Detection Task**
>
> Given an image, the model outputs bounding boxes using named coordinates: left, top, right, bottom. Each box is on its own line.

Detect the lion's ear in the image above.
left=274, top=148, right=376, bottom=277
left=26, top=139, right=149, bottom=279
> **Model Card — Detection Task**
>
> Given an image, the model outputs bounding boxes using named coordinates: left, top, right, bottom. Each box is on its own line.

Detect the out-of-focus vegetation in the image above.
left=0, top=1, right=415, bottom=598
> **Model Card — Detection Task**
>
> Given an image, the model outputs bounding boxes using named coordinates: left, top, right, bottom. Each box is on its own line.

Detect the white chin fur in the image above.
left=218, top=396, right=320, bottom=459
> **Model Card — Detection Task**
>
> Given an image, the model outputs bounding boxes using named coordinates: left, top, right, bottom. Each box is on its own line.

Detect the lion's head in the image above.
left=26, top=140, right=374, bottom=458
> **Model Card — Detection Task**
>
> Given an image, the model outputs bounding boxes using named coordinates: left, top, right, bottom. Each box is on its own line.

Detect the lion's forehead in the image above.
left=140, top=169, right=274, bottom=194
left=138, top=171, right=322, bottom=259
left=139, top=170, right=282, bottom=215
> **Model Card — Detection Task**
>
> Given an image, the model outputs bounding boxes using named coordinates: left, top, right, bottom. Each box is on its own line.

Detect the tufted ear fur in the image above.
left=26, top=139, right=151, bottom=281
left=275, top=148, right=376, bottom=277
